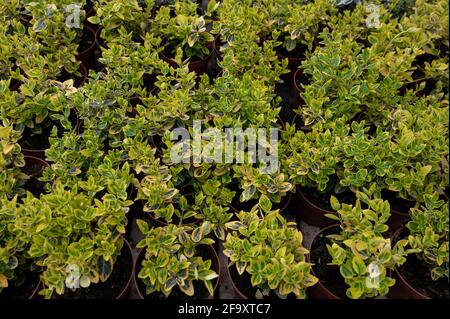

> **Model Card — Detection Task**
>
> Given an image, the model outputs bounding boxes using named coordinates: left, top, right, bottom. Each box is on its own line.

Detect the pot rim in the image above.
left=297, top=186, right=334, bottom=215
left=293, top=68, right=304, bottom=94
left=225, top=263, right=248, bottom=299
left=94, top=26, right=105, bottom=49
left=23, top=155, right=49, bottom=167
left=76, top=25, right=97, bottom=58
left=77, top=63, right=88, bottom=87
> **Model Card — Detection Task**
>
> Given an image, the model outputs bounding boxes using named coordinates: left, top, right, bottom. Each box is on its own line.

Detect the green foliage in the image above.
left=12, top=181, right=132, bottom=298
left=224, top=207, right=317, bottom=298
left=0, top=120, right=28, bottom=198
left=136, top=221, right=218, bottom=297
left=325, top=192, right=409, bottom=299
left=0, top=195, right=29, bottom=292
left=151, top=1, right=216, bottom=60
left=406, top=192, right=449, bottom=280
left=282, top=0, right=336, bottom=52
left=89, top=0, right=148, bottom=42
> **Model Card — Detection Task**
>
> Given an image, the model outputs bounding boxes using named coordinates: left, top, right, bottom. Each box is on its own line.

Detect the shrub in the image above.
left=325, top=192, right=409, bottom=298
left=13, top=180, right=132, bottom=298
left=406, top=192, right=449, bottom=280
left=136, top=220, right=219, bottom=297
left=224, top=200, right=318, bottom=298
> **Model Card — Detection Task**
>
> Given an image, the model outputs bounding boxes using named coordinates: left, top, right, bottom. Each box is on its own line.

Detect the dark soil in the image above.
left=398, top=254, right=449, bottom=299
left=77, top=27, right=95, bottom=54
left=19, top=118, right=74, bottom=152
left=271, top=193, right=292, bottom=212
left=52, top=242, right=132, bottom=299
left=310, top=227, right=348, bottom=298
left=230, top=197, right=258, bottom=213
left=295, top=70, right=309, bottom=92
left=19, top=130, right=50, bottom=151
left=143, top=73, right=157, bottom=92
left=22, top=158, right=47, bottom=195
left=0, top=271, right=40, bottom=299
left=57, top=66, right=86, bottom=88
left=136, top=245, right=219, bottom=299
left=84, top=0, right=95, bottom=17
left=9, top=78, right=21, bottom=91
left=381, top=190, right=415, bottom=214
left=302, top=186, right=357, bottom=212
left=228, top=264, right=256, bottom=298
left=276, top=44, right=308, bottom=60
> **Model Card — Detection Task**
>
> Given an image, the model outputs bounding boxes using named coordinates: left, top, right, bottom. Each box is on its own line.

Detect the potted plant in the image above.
left=0, top=195, right=40, bottom=299
left=282, top=103, right=448, bottom=227
left=87, top=0, right=148, bottom=44
left=13, top=178, right=134, bottom=299
left=308, top=192, right=409, bottom=299
left=151, top=0, right=217, bottom=74
left=276, top=0, right=336, bottom=73
left=134, top=220, right=220, bottom=299
left=223, top=199, right=318, bottom=299
left=389, top=192, right=449, bottom=299
left=232, top=164, right=292, bottom=210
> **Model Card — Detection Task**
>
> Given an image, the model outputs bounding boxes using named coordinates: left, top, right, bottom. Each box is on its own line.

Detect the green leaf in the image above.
left=258, top=194, right=272, bottom=213
left=98, top=256, right=113, bottom=281
left=187, top=34, right=199, bottom=47
left=340, top=263, right=354, bottom=279
left=226, top=221, right=245, bottom=230
left=240, top=186, right=256, bottom=202
left=87, top=16, right=101, bottom=25
left=419, top=165, right=432, bottom=177
left=164, top=277, right=177, bottom=292
left=352, top=256, right=367, bottom=275
left=204, top=280, right=214, bottom=297
left=325, top=213, right=340, bottom=221
left=191, top=227, right=203, bottom=243
left=236, top=262, right=246, bottom=275
left=179, top=280, right=194, bottom=296
left=200, top=221, right=213, bottom=237
left=207, top=0, right=219, bottom=13
left=79, top=276, right=90, bottom=288
left=330, top=196, right=340, bottom=211
left=347, top=285, right=364, bottom=299
left=285, top=39, right=297, bottom=52
left=33, top=20, right=47, bottom=32
left=136, top=219, right=149, bottom=234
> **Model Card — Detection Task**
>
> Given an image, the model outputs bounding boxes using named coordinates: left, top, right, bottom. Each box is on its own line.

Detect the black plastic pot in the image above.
left=295, top=187, right=336, bottom=228
left=0, top=272, right=42, bottom=299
